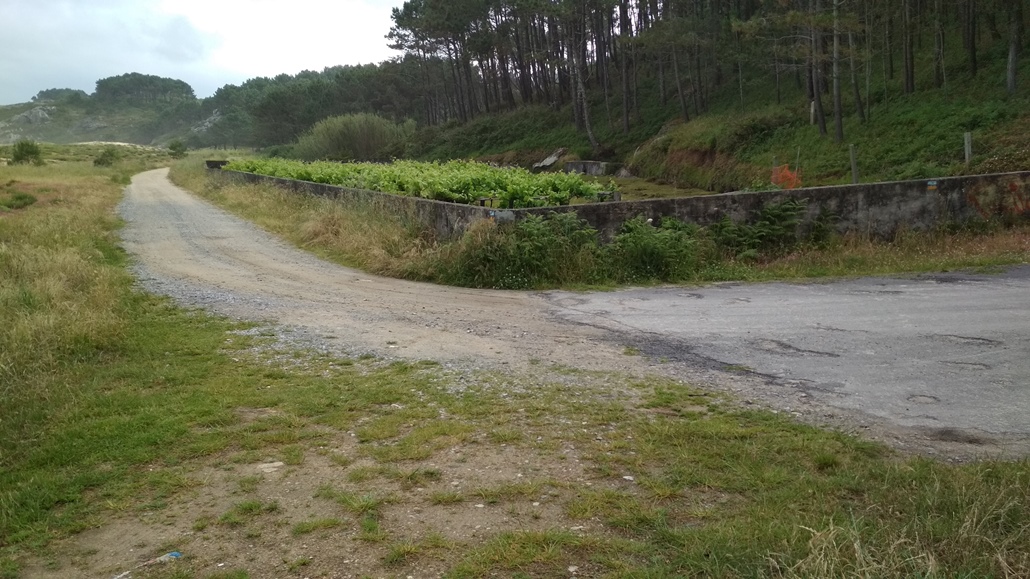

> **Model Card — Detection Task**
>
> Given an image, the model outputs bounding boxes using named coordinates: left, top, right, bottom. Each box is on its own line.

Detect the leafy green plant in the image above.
left=11, top=140, right=44, bottom=165
left=224, top=158, right=609, bottom=208
left=709, top=199, right=807, bottom=258
left=437, top=212, right=602, bottom=289
left=607, top=216, right=709, bottom=281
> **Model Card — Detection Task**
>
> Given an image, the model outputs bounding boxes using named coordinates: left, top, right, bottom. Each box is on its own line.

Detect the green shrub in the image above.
left=607, top=217, right=709, bottom=281
left=436, top=199, right=813, bottom=288
left=437, top=213, right=602, bottom=289
left=168, top=140, right=187, bottom=159
left=93, top=146, right=120, bottom=167
left=294, top=114, right=415, bottom=162
left=11, top=140, right=44, bottom=165
left=709, top=199, right=807, bottom=258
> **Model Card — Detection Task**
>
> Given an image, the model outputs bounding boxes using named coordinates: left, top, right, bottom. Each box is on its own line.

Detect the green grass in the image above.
left=290, top=518, right=343, bottom=536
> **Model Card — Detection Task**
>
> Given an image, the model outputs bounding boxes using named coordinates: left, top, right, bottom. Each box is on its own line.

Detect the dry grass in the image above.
left=0, top=167, right=128, bottom=392
left=170, top=157, right=438, bottom=280
left=748, top=226, right=1030, bottom=281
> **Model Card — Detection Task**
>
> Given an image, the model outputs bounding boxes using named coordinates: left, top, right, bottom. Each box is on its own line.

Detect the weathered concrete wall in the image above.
left=212, top=167, right=1030, bottom=242
left=525, top=171, right=1030, bottom=240
left=219, top=170, right=493, bottom=240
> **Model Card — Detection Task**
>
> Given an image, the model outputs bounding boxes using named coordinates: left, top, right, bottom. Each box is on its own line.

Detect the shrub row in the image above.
left=435, top=199, right=812, bottom=289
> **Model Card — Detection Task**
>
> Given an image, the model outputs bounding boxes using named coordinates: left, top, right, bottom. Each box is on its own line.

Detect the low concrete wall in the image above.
left=219, top=170, right=493, bottom=240
left=212, top=167, right=1030, bottom=241
left=524, top=171, right=1030, bottom=240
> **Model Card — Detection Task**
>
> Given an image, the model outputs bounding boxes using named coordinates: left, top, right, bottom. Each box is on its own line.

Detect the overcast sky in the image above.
left=0, top=0, right=406, bottom=105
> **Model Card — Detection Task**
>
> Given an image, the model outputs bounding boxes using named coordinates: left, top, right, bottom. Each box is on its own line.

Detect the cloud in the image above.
left=0, top=0, right=218, bottom=103
left=146, top=14, right=218, bottom=64
left=0, top=0, right=403, bottom=104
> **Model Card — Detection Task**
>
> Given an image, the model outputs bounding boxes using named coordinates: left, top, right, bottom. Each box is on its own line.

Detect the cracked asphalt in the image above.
left=548, top=268, right=1030, bottom=439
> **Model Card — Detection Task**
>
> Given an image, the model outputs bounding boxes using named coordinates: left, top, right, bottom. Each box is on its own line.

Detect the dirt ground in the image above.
left=20, top=168, right=1023, bottom=578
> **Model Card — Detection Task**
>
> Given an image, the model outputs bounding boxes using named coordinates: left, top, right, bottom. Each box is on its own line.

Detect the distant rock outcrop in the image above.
left=532, top=148, right=567, bottom=172
left=11, top=106, right=54, bottom=125
left=191, top=110, right=222, bottom=134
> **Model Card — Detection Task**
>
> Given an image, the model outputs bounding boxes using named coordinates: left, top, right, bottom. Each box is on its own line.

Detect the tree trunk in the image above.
left=812, top=0, right=828, bottom=136
left=933, top=0, right=944, bottom=88
left=673, top=48, right=691, bottom=120
left=903, top=0, right=916, bottom=93
left=966, top=0, right=978, bottom=77
left=658, top=54, right=667, bottom=106
left=833, top=0, right=844, bottom=142
left=620, top=0, right=631, bottom=133
left=1008, top=0, right=1023, bottom=93
left=572, top=39, right=600, bottom=154
left=849, top=31, right=866, bottom=122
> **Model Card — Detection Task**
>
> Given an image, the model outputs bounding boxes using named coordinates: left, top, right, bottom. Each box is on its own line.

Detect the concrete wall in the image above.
left=221, top=170, right=493, bottom=240
left=527, top=171, right=1030, bottom=239
left=213, top=168, right=1030, bottom=241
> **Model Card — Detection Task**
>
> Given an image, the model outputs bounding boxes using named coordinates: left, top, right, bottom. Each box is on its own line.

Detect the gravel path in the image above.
left=118, top=168, right=642, bottom=371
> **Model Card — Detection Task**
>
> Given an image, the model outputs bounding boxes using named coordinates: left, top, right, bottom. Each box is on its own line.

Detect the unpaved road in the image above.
left=120, top=169, right=1030, bottom=458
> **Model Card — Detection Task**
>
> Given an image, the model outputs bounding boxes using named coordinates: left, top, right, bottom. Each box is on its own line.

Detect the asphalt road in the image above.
left=548, top=269, right=1030, bottom=438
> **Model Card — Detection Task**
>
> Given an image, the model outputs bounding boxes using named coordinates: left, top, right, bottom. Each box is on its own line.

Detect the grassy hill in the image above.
left=0, top=100, right=199, bottom=147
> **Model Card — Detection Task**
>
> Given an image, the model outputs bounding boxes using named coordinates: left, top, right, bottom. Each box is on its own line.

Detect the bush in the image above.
left=11, top=140, right=44, bottom=165
left=436, top=213, right=602, bottom=289
left=607, top=217, right=710, bottom=281
left=168, top=140, right=187, bottom=159
left=709, top=199, right=807, bottom=258
left=435, top=200, right=813, bottom=288
left=293, top=114, right=415, bottom=162
left=93, top=146, right=120, bottom=167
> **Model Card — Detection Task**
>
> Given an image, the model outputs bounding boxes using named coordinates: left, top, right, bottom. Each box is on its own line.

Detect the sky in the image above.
left=0, top=0, right=406, bottom=105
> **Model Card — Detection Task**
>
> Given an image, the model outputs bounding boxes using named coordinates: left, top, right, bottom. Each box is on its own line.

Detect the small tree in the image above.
left=168, top=140, right=187, bottom=159
left=11, top=139, right=44, bottom=165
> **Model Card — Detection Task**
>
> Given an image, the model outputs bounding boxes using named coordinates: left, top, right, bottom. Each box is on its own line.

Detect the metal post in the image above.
left=964, top=132, right=973, bottom=165
left=849, top=144, right=859, bottom=184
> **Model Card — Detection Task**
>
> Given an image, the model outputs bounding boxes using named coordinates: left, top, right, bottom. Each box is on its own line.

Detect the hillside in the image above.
left=0, top=73, right=206, bottom=146
left=5, top=1, right=1029, bottom=192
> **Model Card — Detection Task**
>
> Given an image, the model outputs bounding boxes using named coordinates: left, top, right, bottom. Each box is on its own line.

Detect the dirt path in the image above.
left=119, top=168, right=623, bottom=370
left=118, top=168, right=1029, bottom=459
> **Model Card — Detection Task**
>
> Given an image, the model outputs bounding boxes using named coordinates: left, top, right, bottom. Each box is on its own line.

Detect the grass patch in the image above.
left=291, top=518, right=343, bottom=536
left=0, top=191, right=36, bottom=211
left=383, top=541, right=420, bottom=566
left=429, top=491, right=464, bottom=505
left=218, top=500, right=279, bottom=527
